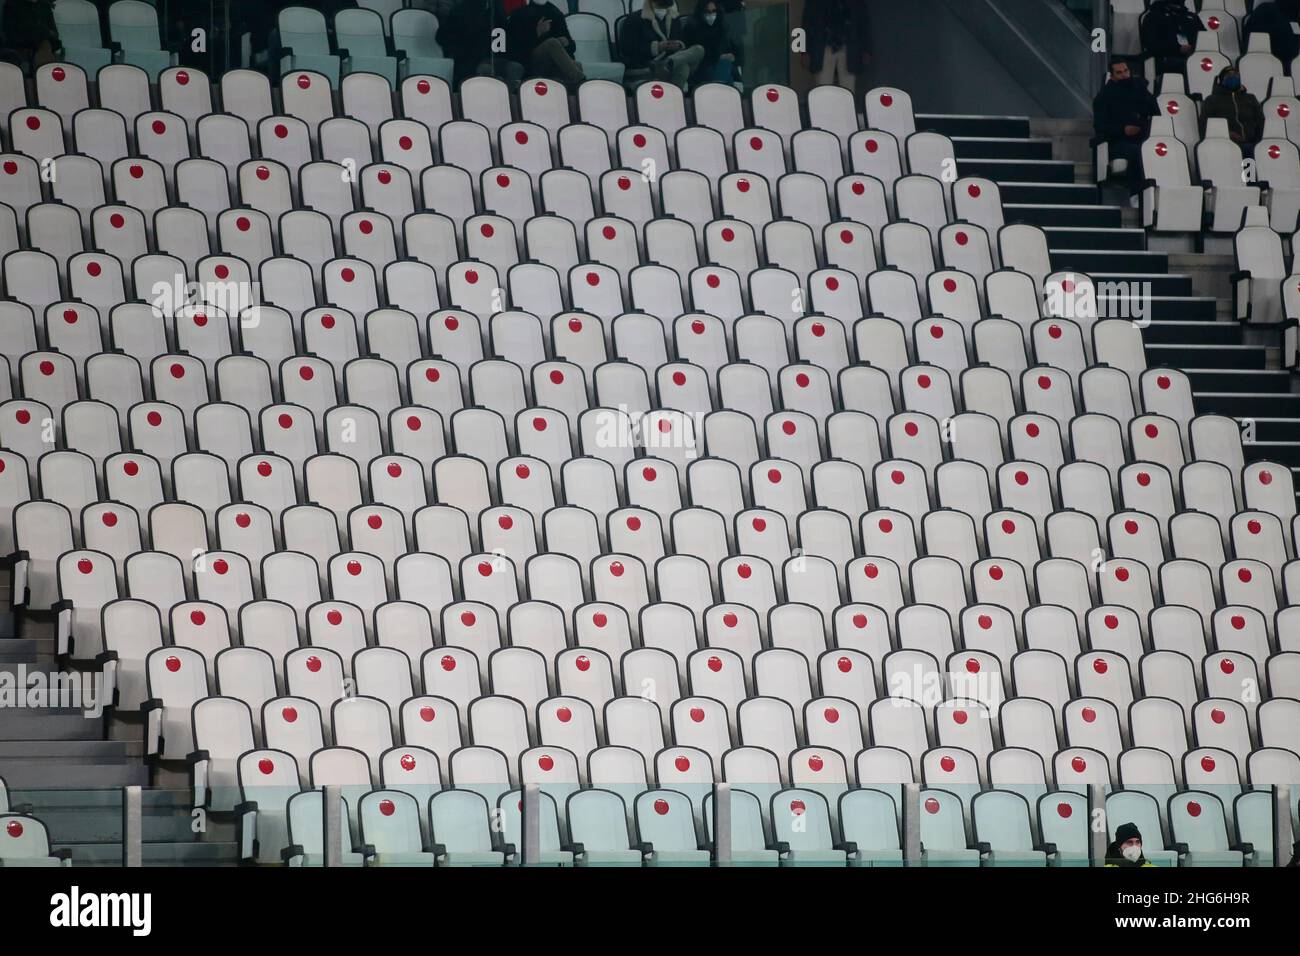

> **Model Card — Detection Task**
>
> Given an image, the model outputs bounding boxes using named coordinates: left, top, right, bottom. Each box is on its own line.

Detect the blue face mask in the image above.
left=1222, top=76, right=1241, bottom=90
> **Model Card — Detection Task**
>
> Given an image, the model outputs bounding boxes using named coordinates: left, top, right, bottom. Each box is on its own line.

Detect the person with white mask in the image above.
left=620, top=0, right=706, bottom=91
left=1105, top=823, right=1157, bottom=867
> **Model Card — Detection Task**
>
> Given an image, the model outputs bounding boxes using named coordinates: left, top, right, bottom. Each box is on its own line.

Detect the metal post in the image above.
left=323, top=785, right=342, bottom=867
left=714, top=783, right=731, bottom=866
left=1276, top=785, right=1294, bottom=868
left=522, top=784, right=541, bottom=865
left=1089, top=784, right=1108, bottom=866
left=122, top=785, right=142, bottom=868
left=903, top=784, right=921, bottom=866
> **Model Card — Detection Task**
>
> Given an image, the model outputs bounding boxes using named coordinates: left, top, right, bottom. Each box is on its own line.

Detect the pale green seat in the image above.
left=428, top=789, right=505, bottom=866
left=0, top=815, right=70, bottom=867
left=108, top=1, right=175, bottom=81
left=703, top=790, right=780, bottom=866
left=569, top=13, right=625, bottom=84
left=279, top=7, right=341, bottom=88
left=919, top=788, right=981, bottom=866
left=359, top=790, right=435, bottom=866
left=1037, top=791, right=1090, bottom=866
left=53, top=0, right=112, bottom=73
left=391, top=10, right=455, bottom=86
left=567, top=789, right=644, bottom=866
left=1107, top=790, right=1178, bottom=866
left=284, top=791, right=364, bottom=866
left=771, top=789, right=847, bottom=867
left=1169, top=791, right=1244, bottom=867
left=635, top=790, right=710, bottom=866
left=1233, top=791, right=1274, bottom=867
left=838, top=788, right=904, bottom=867
left=336, top=9, right=398, bottom=87
left=498, top=790, right=573, bottom=866
left=973, top=790, right=1047, bottom=866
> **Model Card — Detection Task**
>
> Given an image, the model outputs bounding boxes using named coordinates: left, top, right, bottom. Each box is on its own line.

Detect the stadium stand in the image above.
left=0, top=0, right=1295, bottom=871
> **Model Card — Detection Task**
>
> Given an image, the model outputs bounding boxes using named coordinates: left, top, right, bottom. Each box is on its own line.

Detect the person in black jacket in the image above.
left=1140, top=0, right=1201, bottom=75
left=437, top=0, right=520, bottom=89
left=506, top=0, right=584, bottom=88
left=802, top=0, right=871, bottom=91
left=1244, top=0, right=1300, bottom=65
left=620, top=1, right=705, bottom=91
left=682, top=0, right=742, bottom=86
left=1094, top=58, right=1160, bottom=197
left=2, top=0, right=60, bottom=72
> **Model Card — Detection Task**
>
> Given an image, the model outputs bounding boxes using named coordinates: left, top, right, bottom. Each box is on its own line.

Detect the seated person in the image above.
left=438, top=0, right=522, bottom=89
left=506, top=0, right=585, bottom=89
left=1139, top=0, right=1200, bottom=75
left=621, top=0, right=705, bottom=91
left=1244, top=0, right=1300, bottom=65
left=683, top=0, right=742, bottom=87
left=1093, top=57, right=1159, bottom=200
left=1203, top=66, right=1264, bottom=154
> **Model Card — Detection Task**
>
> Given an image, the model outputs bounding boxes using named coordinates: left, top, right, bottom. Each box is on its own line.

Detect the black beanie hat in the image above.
left=1115, top=822, right=1142, bottom=844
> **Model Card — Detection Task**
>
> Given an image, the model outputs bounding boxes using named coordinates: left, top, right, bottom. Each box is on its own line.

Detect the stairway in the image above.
left=0, top=597, right=238, bottom=866
left=924, top=112, right=1300, bottom=509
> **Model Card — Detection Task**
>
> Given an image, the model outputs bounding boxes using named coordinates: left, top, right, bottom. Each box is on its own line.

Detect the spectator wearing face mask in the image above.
left=682, top=0, right=742, bottom=87
left=1244, top=0, right=1300, bottom=65
left=1203, top=66, right=1264, bottom=154
left=1093, top=58, right=1160, bottom=200
left=1139, top=0, right=1201, bottom=75
left=506, top=0, right=585, bottom=89
left=1105, top=823, right=1157, bottom=867
left=620, top=1, right=706, bottom=91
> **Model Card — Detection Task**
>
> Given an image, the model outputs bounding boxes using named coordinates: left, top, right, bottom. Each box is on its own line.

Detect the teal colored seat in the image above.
left=428, top=789, right=505, bottom=866
left=567, top=789, right=645, bottom=866
left=284, top=791, right=364, bottom=866
left=1037, top=791, right=1090, bottom=866
left=838, top=788, right=904, bottom=867
left=391, top=10, right=455, bottom=86
left=1107, top=790, right=1178, bottom=867
left=0, top=815, right=70, bottom=867
left=279, top=7, right=341, bottom=88
left=1169, top=791, right=1244, bottom=867
left=359, top=790, right=435, bottom=866
left=53, top=0, right=112, bottom=73
left=771, top=789, right=847, bottom=866
left=973, top=790, right=1047, bottom=866
left=497, top=790, right=573, bottom=866
left=703, top=789, right=780, bottom=867
left=635, top=790, right=710, bottom=866
left=1233, top=791, right=1274, bottom=867
left=336, top=9, right=398, bottom=87
left=919, top=788, right=981, bottom=866
left=108, top=1, right=175, bottom=81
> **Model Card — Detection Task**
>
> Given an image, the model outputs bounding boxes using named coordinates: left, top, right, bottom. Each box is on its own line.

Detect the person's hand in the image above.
left=1124, top=124, right=1141, bottom=137
left=536, top=17, right=552, bottom=36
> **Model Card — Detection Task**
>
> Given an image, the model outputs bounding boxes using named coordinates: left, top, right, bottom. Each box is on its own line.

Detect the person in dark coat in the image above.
left=682, top=0, right=742, bottom=86
left=1094, top=58, right=1160, bottom=196
left=505, top=0, right=584, bottom=88
left=801, top=0, right=871, bottom=92
left=1105, top=822, right=1158, bottom=867
left=620, top=1, right=704, bottom=90
left=1244, top=0, right=1300, bottom=65
left=2, top=0, right=60, bottom=72
left=437, top=0, right=519, bottom=89
left=1139, top=0, right=1201, bottom=75
left=1202, top=65, right=1265, bottom=153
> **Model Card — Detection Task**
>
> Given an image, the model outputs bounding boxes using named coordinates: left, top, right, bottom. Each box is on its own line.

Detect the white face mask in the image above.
left=705, top=13, right=717, bottom=24
left=1121, top=844, right=1143, bottom=863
